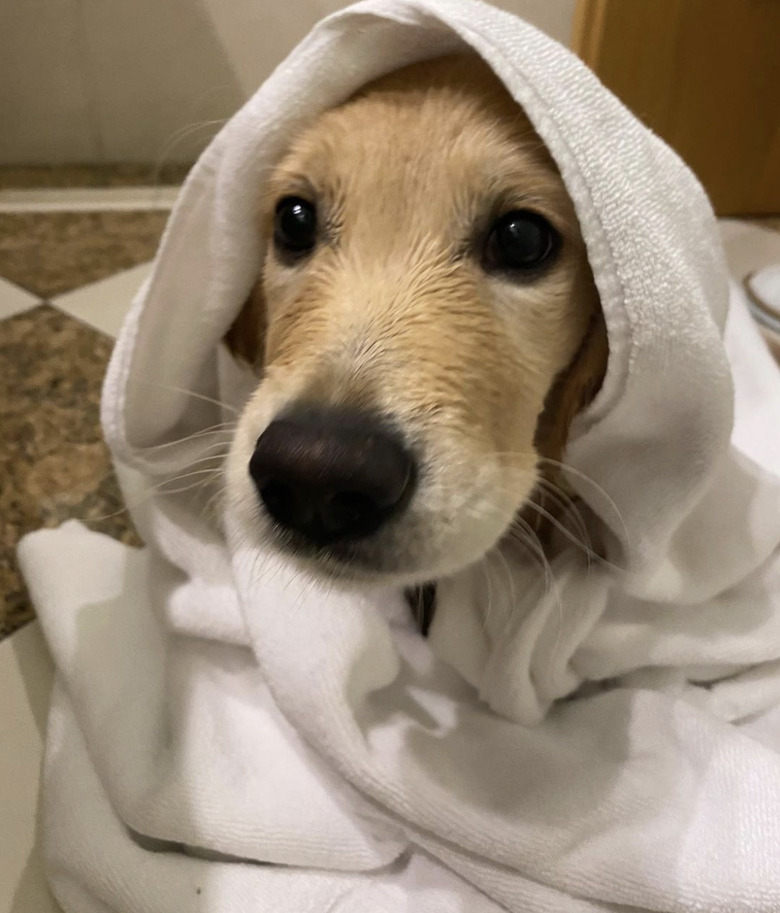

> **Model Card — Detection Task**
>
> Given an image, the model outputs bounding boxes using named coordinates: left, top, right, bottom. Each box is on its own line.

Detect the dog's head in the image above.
left=225, top=55, right=606, bottom=587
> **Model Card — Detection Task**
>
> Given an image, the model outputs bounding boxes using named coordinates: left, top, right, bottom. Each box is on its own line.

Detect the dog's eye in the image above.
left=483, top=210, right=558, bottom=274
left=274, top=197, right=317, bottom=256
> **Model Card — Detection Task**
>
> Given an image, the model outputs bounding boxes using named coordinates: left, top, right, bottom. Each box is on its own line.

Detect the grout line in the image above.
left=0, top=186, right=179, bottom=213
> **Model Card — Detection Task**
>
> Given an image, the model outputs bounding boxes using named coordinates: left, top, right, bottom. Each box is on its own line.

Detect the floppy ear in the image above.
left=534, top=307, right=608, bottom=482
left=223, top=279, right=267, bottom=367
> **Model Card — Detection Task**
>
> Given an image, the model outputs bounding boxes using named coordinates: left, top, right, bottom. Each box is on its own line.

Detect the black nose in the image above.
left=249, top=408, right=415, bottom=545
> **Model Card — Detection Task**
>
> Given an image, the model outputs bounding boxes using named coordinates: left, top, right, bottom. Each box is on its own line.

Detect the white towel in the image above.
left=18, top=1, right=780, bottom=910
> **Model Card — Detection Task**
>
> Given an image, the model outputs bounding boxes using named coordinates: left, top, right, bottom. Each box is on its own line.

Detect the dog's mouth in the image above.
left=257, top=488, right=427, bottom=585
left=267, top=526, right=401, bottom=581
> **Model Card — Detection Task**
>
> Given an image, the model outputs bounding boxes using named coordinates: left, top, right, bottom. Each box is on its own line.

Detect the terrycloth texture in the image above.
left=17, top=1, right=780, bottom=910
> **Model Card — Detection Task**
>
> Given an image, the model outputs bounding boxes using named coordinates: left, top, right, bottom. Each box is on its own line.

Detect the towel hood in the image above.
left=103, top=0, right=733, bottom=578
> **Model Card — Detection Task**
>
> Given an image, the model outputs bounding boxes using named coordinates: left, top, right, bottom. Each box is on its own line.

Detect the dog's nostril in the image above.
left=259, top=479, right=313, bottom=529
left=249, top=409, right=415, bottom=545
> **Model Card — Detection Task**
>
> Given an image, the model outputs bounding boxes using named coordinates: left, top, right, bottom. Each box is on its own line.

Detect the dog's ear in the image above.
left=223, top=279, right=267, bottom=367
left=534, top=308, right=608, bottom=474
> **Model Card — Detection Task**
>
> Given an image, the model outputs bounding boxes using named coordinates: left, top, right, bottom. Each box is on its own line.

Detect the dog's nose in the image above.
left=249, top=409, right=415, bottom=544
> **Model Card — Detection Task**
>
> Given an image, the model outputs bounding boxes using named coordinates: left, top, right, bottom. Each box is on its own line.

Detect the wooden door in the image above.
left=572, top=0, right=780, bottom=216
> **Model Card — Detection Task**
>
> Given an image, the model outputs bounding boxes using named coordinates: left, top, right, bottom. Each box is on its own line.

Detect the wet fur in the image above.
left=224, top=54, right=607, bottom=594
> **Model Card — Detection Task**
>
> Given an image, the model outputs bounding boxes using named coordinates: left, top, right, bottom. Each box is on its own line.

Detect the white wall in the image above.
left=201, top=0, right=576, bottom=97
left=1, top=0, right=244, bottom=165
left=0, top=0, right=575, bottom=166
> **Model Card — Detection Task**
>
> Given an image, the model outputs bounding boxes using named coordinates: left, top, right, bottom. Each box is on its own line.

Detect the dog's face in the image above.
left=225, top=55, right=605, bottom=587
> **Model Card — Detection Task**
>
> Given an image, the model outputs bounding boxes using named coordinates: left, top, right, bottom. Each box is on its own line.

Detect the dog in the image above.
left=223, top=54, right=607, bottom=627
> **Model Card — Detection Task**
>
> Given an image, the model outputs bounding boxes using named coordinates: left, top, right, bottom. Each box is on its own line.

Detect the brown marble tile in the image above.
left=0, top=163, right=192, bottom=189
left=0, top=305, right=140, bottom=639
left=0, top=210, right=168, bottom=298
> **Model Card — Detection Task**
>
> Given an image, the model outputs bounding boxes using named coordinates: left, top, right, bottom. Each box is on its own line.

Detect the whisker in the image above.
left=164, top=448, right=232, bottom=469
left=131, top=380, right=240, bottom=415
left=534, top=478, right=592, bottom=551
left=494, top=546, right=516, bottom=623
left=467, top=478, right=623, bottom=574
left=478, top=560, right=496, bottom=637
left=490, top=449, right=623, bottom=524
left=132, top=422, right=237, bottom=456
left=535, top=456, right=630, bottom=550
left=83, top=464, right=226, bottom=528
left=154, top=118, right=228, bottom=178
left=464, top=451, right=628, bottom=567
left=507, top=514, right=551, bottom=579
left=155, top=466, right=225, bottom=487
left=202, top=478, right=229, bottom=525
left=521, top=499, right=603, bottom=571
left=512, top=514, right=564, bottom=648
left=152, top=476, right=223, bottom=498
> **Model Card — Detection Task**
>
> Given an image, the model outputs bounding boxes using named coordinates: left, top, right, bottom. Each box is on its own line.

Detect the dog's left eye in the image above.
left=274, top=197, right=317, bottom=256
left=483, top=210, right=558, bottom=274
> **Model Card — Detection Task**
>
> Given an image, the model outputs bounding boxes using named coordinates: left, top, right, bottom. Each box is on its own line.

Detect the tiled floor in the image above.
left=0, top=277, right=38, bottom=321
left=0, top=199, right=164, bottom=639
left=0, top=170, right=778, bottom=912
left=0, top=623, right=55, bottom=913
left=1, top=176, right=172, bottom=913
left=0, top=211, right=166, bottom=299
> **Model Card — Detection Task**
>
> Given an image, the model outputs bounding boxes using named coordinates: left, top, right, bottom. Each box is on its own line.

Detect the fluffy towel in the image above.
left=18, top=1, right=780, bottom=910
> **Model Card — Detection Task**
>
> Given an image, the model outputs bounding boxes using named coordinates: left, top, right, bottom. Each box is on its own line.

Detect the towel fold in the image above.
left=18, top=1, right=780, bottom=910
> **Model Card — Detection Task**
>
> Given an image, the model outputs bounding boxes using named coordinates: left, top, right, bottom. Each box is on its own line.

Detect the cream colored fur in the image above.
left=225, top=54, right=605, bottom=586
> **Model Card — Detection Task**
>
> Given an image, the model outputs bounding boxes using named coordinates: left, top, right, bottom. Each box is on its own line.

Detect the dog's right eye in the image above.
left=274, top=197, right=317, bottom=256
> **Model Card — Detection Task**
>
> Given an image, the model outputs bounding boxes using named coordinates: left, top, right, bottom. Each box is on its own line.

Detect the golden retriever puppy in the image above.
left=224, top=54, right=607, bottom=600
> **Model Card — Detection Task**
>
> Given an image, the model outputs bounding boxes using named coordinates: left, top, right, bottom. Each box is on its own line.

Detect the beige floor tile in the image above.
left=0, top=211, right=166, bottom=298
left=0, top=277, right=40, bottom=320
left=0, top=622, right=59, bottom=913
left=51, top=261, right=151, bottom=338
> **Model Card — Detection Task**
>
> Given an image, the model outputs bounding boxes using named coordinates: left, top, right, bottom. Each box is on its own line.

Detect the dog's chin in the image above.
left=249, top=524, right=426, bottom=589
left=269, top=537, right=405, bottom=587
left=250, top=506, right=518, bottom=590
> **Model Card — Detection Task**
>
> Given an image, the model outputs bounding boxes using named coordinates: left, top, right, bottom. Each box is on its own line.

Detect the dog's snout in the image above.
left=249, top=409, right=415, bottom=545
